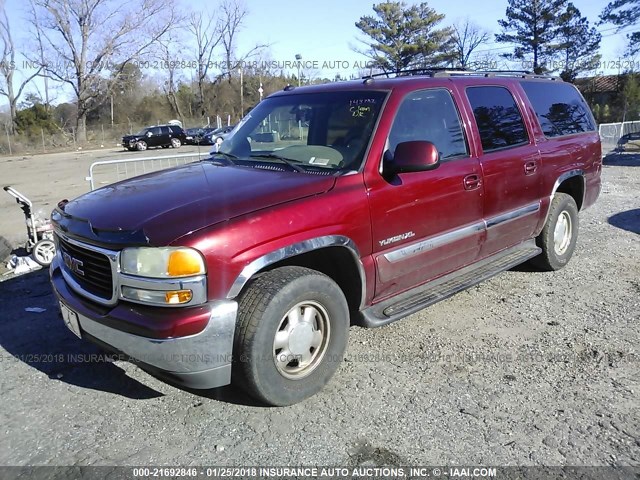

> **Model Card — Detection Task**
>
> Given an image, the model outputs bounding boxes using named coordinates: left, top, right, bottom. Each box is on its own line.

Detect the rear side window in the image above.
left=520, top=81, right=596, bottom=137
left=466, top=86, right=529, bottom=152
left=388, top=88, right=468, bottom=161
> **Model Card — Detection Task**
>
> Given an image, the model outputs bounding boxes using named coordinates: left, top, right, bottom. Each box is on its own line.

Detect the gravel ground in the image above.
left=0, top=151, right=638, bottom=469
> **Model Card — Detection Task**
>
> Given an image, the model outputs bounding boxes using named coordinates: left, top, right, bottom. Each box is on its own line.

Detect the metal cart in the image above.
left=4, top=186, right=56, bottom=266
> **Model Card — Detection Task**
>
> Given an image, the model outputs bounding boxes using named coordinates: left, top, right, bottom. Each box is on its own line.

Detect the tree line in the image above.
left=0, top=0, right=638, bottom=144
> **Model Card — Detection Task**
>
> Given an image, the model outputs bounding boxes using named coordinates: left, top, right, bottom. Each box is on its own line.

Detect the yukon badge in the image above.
left=379, top=231, right=415, bottom=247
left=63, top=252, right=85, bottom=276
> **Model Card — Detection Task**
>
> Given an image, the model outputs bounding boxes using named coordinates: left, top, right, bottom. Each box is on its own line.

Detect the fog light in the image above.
left=121, top=286, right=193, bottom=305
left=165, top=290, right=193, bottom=304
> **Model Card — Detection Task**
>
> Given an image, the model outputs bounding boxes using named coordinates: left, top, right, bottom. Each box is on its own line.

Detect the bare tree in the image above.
left=451, top=19, right=491, bottom=69
left=189, top=10, right=222, bottom=117
left=29, top=0, right=179, bottom=141
left=157, top=35, right=185, bottom=123
left=0, top=8, right=42, bottom=133
left=219, top=0, right=267, bottom=79
left=220, top=0, right=245, bottom=79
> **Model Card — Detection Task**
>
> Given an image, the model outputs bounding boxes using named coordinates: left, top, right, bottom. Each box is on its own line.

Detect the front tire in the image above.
left=136, top=141, right=147, bottom=151
left=233, top=266, right=349, bottom=406
left=531, top=192, right=579, bottom=271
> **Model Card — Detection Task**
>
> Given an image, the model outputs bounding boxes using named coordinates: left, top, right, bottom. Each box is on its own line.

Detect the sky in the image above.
left=0, top=0, right=634, bottom=106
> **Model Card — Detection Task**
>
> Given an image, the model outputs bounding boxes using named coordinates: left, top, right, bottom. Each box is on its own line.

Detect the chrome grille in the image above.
left=57, top=235, right=113, bottom=300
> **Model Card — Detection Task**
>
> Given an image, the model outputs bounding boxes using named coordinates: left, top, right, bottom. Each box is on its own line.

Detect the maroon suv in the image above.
left=50, top=71, right=601, bottom=406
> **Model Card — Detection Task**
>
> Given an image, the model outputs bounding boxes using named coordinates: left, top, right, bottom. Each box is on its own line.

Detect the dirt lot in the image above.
left=0, top=149, right=638, bottom=469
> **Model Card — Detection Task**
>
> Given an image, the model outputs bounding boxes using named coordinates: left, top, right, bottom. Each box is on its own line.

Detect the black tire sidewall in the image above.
left=540, top=194, right=579, bottom=270
left=238, top=271, right=349, bottom=406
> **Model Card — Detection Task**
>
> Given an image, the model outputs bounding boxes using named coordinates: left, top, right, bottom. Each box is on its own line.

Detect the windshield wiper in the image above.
left=249, top=154, right=306, bottom=173
left=205, top=151, right=237, bottom=166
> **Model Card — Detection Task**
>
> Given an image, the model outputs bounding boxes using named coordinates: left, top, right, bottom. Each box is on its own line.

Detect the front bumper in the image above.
left=50, top=256, right=237, bottom=389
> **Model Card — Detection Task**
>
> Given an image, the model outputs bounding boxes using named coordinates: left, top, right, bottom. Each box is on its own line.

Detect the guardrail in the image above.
left=86, top=151, right=212, bottom=190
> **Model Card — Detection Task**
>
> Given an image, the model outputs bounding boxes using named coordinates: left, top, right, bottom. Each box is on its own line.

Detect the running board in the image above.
left=359, top=240, right=541, bottom=328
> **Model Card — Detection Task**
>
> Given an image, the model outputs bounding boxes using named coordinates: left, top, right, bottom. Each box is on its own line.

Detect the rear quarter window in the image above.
left=466, top=86, right=529, bottom=152
left=520, top=81, right=596, bottom=137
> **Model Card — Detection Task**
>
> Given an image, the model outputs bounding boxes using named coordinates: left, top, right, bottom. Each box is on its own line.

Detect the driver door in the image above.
left=366, top=88, right=485, bottom=300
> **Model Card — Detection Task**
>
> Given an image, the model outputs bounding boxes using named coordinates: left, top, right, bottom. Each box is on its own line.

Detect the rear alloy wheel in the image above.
left=531, top=192, right=579, bottom=271
left=233, top=266, right=349, bottom=406
left=33, top=239, right=56, bottom=266
left=170, top=138, right=181, bottom=148
left=136, top=140, right=147, bottom=151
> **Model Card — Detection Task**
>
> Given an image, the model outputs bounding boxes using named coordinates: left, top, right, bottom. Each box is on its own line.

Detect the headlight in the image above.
left=120, top=247, right=206, bottom=278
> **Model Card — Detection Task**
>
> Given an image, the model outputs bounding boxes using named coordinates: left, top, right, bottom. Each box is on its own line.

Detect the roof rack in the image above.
left=362, top=68, right=559, bottom=81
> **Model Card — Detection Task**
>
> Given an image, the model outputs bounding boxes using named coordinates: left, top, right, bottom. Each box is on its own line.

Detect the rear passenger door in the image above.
left=465, top=86, right=542, bottom=257
left=367, top=88, right=484, bottom=300
left=147, top=126, right=163, bottom=147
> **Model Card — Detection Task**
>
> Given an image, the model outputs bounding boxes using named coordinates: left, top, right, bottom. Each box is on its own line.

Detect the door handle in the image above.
left=463, top=174, right=481, bottom=190
left=524, top=161, right=538, bottom=175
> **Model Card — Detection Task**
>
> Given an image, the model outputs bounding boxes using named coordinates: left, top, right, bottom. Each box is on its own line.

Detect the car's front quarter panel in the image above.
left=177, top=173, right=373, bottom=304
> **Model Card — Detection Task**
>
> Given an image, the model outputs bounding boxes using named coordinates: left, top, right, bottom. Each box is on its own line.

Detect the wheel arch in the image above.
left=227, top=235, right=366, bottom=320
left=552, top=169, right=585, bottom=211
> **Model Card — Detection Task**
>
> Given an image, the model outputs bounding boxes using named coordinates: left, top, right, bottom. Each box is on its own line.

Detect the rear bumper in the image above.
left=50, top=257, right=237, bottom=389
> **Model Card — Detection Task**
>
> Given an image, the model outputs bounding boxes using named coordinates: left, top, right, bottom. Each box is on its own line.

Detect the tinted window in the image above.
left=150, top=127, right=162, bottom=135
left=169, top=125, right=183, bottom=134
left=388, top=89, right=468, bottom=161
left=466, top=86, right=529, bottom=152
left=520, top=81, right=596, bottom=137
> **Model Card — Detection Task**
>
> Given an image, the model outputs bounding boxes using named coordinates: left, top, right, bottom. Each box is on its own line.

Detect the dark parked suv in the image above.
left=122, top=124, right=187, bottom=151
left=52, top=70, right=601, bottom=405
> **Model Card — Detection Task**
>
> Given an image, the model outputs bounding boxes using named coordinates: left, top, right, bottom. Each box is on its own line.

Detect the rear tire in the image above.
left=531, top=192, right=579, bottom=271
left=233, top=266, right=349, bottom=406
left=170, top=138, right=181, bottom=148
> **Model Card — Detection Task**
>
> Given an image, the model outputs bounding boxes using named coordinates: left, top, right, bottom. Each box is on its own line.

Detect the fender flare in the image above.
left=226, top=235, right=367, bottom=309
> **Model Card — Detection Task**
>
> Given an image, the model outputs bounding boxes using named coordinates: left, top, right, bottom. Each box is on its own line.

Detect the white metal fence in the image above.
left=87, top=152, right=212, bottom=190
left=599, top=121, right=640, bottom=154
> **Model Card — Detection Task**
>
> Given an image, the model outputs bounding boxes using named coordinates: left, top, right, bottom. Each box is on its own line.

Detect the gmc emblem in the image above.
left=63, top=252, right=84, bottom=276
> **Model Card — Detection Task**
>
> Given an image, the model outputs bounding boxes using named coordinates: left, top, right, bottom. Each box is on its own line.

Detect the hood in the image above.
left=122, top=134, right=141, bottom=141
left=55, top=162, right=335, bottom=246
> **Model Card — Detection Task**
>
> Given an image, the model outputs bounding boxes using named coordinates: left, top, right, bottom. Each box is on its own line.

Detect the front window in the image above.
left=218, top=90, right=387, bottom=173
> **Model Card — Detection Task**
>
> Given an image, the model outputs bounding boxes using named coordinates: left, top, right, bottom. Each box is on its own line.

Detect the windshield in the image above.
left=218, top=90, right=387, bottom=172
left=134, top=128, right=150, bottom=136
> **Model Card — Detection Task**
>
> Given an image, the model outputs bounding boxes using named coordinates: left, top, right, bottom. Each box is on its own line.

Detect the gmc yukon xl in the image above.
left=50, top=70, right=601, bottom=405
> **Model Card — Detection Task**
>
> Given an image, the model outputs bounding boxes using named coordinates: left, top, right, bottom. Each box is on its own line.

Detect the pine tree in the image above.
left=496, top=0, right=569, bottom=74
left=355, top=1, right=454, bottom=72
left=557, top=3, right=602, bottom=82
left=600, top=0, right=640, bottom=55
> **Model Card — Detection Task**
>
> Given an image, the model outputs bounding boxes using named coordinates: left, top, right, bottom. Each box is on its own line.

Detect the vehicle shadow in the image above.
left=0, top=269, right=163, bottom=399
left=602, top=152, right=640, bottom=167
left=184, top=384, right=265, bottom=407
left=608, top=208, right=640, bottom=235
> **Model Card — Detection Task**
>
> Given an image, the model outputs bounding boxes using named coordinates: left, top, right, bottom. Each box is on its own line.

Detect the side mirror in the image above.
left=388, top=140, right=440, bottom=174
